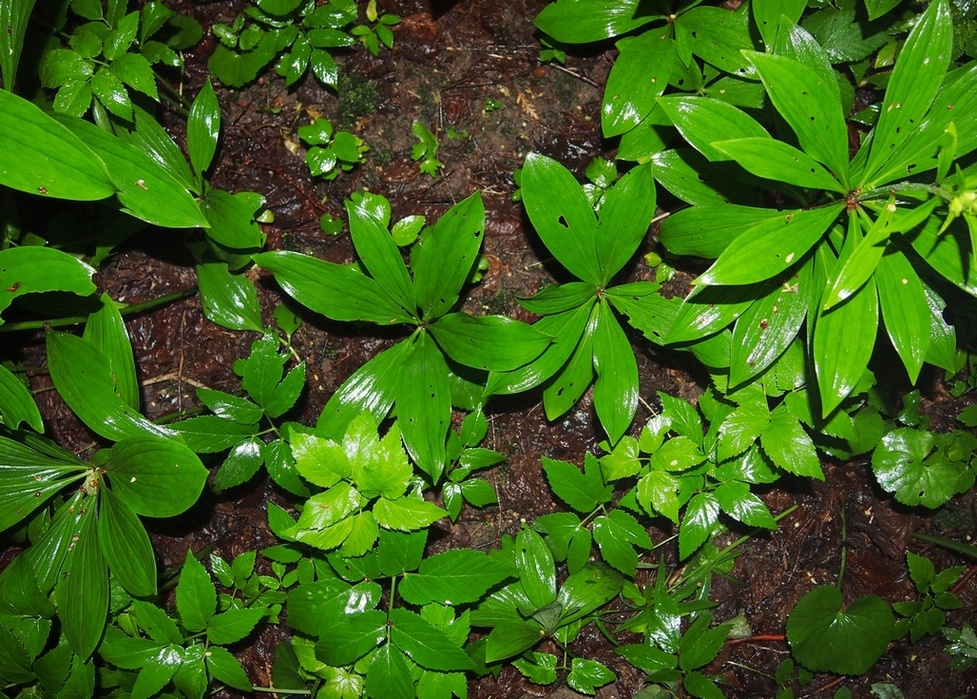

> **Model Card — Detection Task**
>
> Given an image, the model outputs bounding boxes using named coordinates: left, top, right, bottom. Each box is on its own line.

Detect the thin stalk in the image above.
left=836, top=508, right=848, bottom=589
left=251, top=687, right=312, bottom=695
left=0, top=288, right=196, bottom=332
left=913, top=531, right=977, bottom=560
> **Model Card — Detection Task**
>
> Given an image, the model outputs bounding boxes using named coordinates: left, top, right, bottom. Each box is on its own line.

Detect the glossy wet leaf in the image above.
left=373, top=496, right=446, bottom=532
left=200, top=189, right=265, bottom=250
left=315, top=610, right=387, bottom=666
left=0, top=247, right=95, bottom=325
left=567, top=657, right=615, bottom=694
left=592, top=509, right=652, bottom=576
left=175, top=551, right=216, bottom=633
left=875, top=252, right=930, bottom=383
left=317, top=341, right=406, bottom=439
left=872, top=428, right=975, bottom=508
left=196, top=261, right=263, bottom=332
left=400, top=549, right=513, bottom=606
left=787, top=585, right=894, bottom=675
left=59, top=508, right=106, bottom=659
left=346, top=197, right=415, bottom=314
left=97, top=487, right=156, bottom=597
left=679, top=493, right=721, bottom=560
left=0, top=89, right=114, bottom=200
left=485, top=620, right=544, bottom=663
left=365, top=644, right=413, bottom=699
left=0, top=362, right=43, bottom=432
left=541, top=454, right=612, bottom=514
left=83, top=294, right=139, bottom=411
left=534, top=0, right=656, bottom=43
left=602, top=29, right=673, bottom=137
left=515, top=528, right=557, bottom=611
left=761, top=403, right=824, bottom=479
left=103, top=437, right=207, bottom=517
left=205, top=645, right=252, bottom=692
left=657, top=96, right=769, bottom=163
left=593, top=302, right=639, bottom=444
left=430, top=312, right=550, bottom=371
left=390, top=608, right=473, bottom=671
left=396, top=333, right=450, bottom=480
left=542, top=305, right=598, bottom=420
left=713, top=137, right=844, bottom=192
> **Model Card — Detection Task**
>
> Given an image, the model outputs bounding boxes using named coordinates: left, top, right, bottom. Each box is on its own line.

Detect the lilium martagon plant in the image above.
left=253, top=192, right=550, bottom=481
left=654, top=0, right=976, bottom=416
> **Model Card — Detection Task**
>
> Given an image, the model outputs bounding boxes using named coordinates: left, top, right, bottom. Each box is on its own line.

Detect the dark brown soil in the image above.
left=7, top=1, right=977, bottom=697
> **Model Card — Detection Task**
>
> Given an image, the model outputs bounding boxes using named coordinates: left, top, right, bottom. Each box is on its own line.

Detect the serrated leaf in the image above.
left=400, top=548, right=513, bottom=606
left=541, top=455, right=611, bottom=514
left=515, top=528, right=557, bottom=611
left=567, top=657, right=615, bottom=694
left=713, top=480, right=776, bottom=529
left=205, top=645, right=252, bottom=692
left=373, top=496, right=446, bottom=531
left=97, top=487, right=156, bottom=597
left=592, top=509, right=652, bottom=576
left=176, top=551, right=216, bottom=633
left=787, top=585, right=894, bottom=675
left=872, top=428, right=973, bottom=508
left=679, top=493, right=721, bottom=560
left=109, top=53, right=158, bottom=101
left=637, top=470, right=682, bottom=523
left=131, top=600, right=182, bottom=645
left=103, top=437, right=208, bottom=517
left=761, top=403, right=823, bottom=479
left=717, top=399, right=770, bottom=463
left=286, top=579, right=381, bottom=637
left=514, top=651, right=559, bottom=685
left=91, top=66, right=132, bottom=120
left=365, top=644, right=414, bottom=699
left=315, top=610, right=386, bottom=666
left=390, top=608, right=473, bottom=671
left=206, top=607, right=266, bottom=645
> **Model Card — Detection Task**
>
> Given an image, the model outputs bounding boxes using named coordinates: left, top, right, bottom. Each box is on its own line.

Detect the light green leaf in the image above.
left=863, top=0, right=952, bottom=186
left=346, top=197, right=415, bottom=314
left=91, top=66, right=132, bottom=120
left=411, top=192, right=485, bottom=319
left=593, top=303, right=638, bottom=443
left=84, top=294, right=139, bottom=410
left=712, top=138, right=844, bottom=192
left=567, top=657, right=615, bottom=695
left=717, top=398, right=770, bottom=463
left=680, top=5, right=754, bottom=76
left=0, top=246, right=95, bottom=325
left=53, top=113, right=207, bottom=228
left=657, top=96, right=769, bottom=162
left=0, top=362, right=42, bottom=431
left=97, top=487, right=156, bottom=597
left=602, top=29, right=673, bottom=137
left=206, top=607, right=266, bottom=645
left=365, top=644, right=414, bottom=699
left=761, top=403, right=823, bottom=479
left=103, top=11, right=139, bottom=60
left=205, top=645, right=252, bottom=692
left=753, top=0, right=806, bottom=48
left=787, top=586, right=894, bottom=675
left=744, top=51, right=850, bottom=184
left=514, top=652, right=558, bottom=685
left=430, top=312, right=550, bottom=372
left=522, top=152, right=600, bottom=284
left=637, top=470, right=681, bottom=522
left=175, top=551, right=216, bottom=633
left=0, top=89, right=114, bottom=200
left=400, top=548, right=513, bottom=606
left=296, top=482, right=361, bottom=532
left=0, top=0, right=36, bottom=92
left=187, top=80, right=220, bottom=180
left=875, top=251, right=930, bottom=383
left=714, top=480, right=776, bottom=529
left=396, top=334, right=450, bottom=480
left=541, top=454, right=612, bottom=514
left=213, top=437, right=264, bottom=491
left=196, top=261, right=263, bottom=332
left=200, top=189, right=265, bottom=250
left=699, top=204, right=842, bottom=286
left=533, top=0, right=656, bottom=43
left=373, top=496, right=447, bottom=531
left=125, top=105, right=196, bottom=191
left=342, top=512, right=379, bottom=557
left=377, top=529, right=426, bottom=578
left=59, top=507, right=107, bottom=660
left=104, top=437, right=207, bottom=516
left=291, top=432, right=348, bottom=488
left=679, top=492, right=721, bottom=560
left=255, top=250, right=411, bottom=325
left=558, top=564, right=623, bottom=624
left=47, top=331, right=176, bottom=441
left=390, top=608, right=473, bottom=671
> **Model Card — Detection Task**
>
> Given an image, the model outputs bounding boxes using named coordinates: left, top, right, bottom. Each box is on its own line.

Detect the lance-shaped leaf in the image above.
left=542, top=305, right=598, bottom=419
left=196, top=261, right=263, bottom=332
left=657, top=96, right=769, bottom=162
left=522, top=153, right=600, bottom=285
left=712, top=137, right=845, bottom=193
left=0, top=89, right=114, bottom=200
left=698, top=204, right=842, bottom=286
left=396, top=333, right=450, bottom=481
left=429, top=312, right=550, bottom=372
left=664, top=282, right=770, bottom=345
left=0, top=247, right=96, bottom=324
left=59, top=506, right=107, bottom=660
left=0, top=437, right=85, bottom=532
left=592, top=303, right=638, bottom=444
left=595, top=160, right=657, bottom=281
left=47, top=331, right=176, bottom=442
left=255, top=250, right=412, bottom=325
left=602, top=28, right=673, bottom=137
left=515, top=528, right=557, bottom=612
left=863, top=0, right=952, bottom=187
left=0, top=362, right=42, bottom=432
left=187, top=79, right=220, bottom=181
left=318, top=341, right=407, bottom=439
left=744, top=51, right=850, bottom=185
left=84, top=294, right=139, bottom=411
left=875, top=250, right=930, bottom=383
left=753, top=0, right=806, bottom=48
left=658, top=203, right=786, bottom=259
left=0, top=0, right=36, bottom=91
left=98, top=487, right=157, bottom=598
left=534, top=0, right=657, bottom=43
left=347, top=198, right=415, bottom=315
left=411, top=192, right=485, bottom=319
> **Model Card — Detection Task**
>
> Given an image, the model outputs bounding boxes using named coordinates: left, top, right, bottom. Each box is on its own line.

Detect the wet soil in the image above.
left=7, top=1, right=977, bottom=697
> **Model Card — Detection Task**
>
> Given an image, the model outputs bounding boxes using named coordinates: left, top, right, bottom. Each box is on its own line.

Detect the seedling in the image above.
left=411, top=121, right=444, bottom=177
left=298, top=117, right=369, bottom=180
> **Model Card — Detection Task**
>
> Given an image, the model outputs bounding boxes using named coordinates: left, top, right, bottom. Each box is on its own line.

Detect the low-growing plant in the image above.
left=298, top=117, right=369, bottom=180
left=411, top=121, right=444, bottom=177
left=893, top=551, right=965, bottom=643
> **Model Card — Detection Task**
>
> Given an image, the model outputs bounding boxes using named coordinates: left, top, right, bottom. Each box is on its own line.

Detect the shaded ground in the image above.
left=8, top=0, right=977, bottom=697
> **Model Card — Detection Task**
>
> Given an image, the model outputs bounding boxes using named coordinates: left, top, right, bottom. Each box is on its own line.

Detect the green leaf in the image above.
left=534, top=0, right=655, bottom=43
left=365, top=644, right=414, bottom=699
left=315, top=610, right=386, bottom=666
left=346, top=197, right=415, bottom=314
left=59, top=507, right=107, bottom=659
left=0, top=362, right=42, bottom=431
left=200, top=189, right=265, bottom=250
left=317, top=341, right=406, bottom=438
left=170, top=415, right=256, bottom=453
left=47, top=331, right=176, bottom=441
left=699, top=204, right=841, bottom=286
left=103, top=11, right=139, bottom=60
left=520, top=282, right=596, bottom=315
left=373, top=496, right=446, bottom=531
left=205, top=645, right=252, bottom=692
left=542, top=305, right=597, bottom=419
left=207, top=33, right=278, bottom=88
left=390, top=608, right=473, bottom=671
left=515, top=528, right=557, bottom=611
left=567, top=657, right=615, bottom=694
left=0, top=247, right=95, bottom=324
left=97, top=487, right=156, bottom=597
left=679, top=493, right=721, bottom=560
left=541, top=454, right=612, bottom=514
left=522, top=152, right=600, bottom=285
left=109, top=53, right=159, bottom=101
left=744, top=51, right=850, bottom=183
left=104, top=437, right=208, bottom=517
left=173, top=644, right=207, bottom=699
left=132, top=600, right=182, bottom=644
left=175, top=551, right=216, bottom=633
left=286, top=579, right=382, bottom=637
left=753, top=0, right=806, bottom=48
left=657, top=96, right=770, bottom=162
left=592, top=303, right=638, bottom=443
left=124, top=105, right=196, bottom=191
left=213, top=437, right=264, bottom=491
left=813, top=267, right=879, bottom=415
left=41, top=48, right=93, bottom=88
left=396, top=334, right=450, bottom=480
left=679, top=5, right=753, bottom=76
left=484, top=620, right=544, bottom=663
left=400, top=548, right=514, bottom=606
left=430, top=312, right=550, bottom=372
left=377, top=529, right=426, bottom=577
left=54, top=80, right=92, bottom=118
left=558, top=563, right=623, bottom=624
left=602, top=29, right=673, bottom=137
left=637, top=470, right=682, bottom=522
left=187, top=80, right=220, bottom=181
left=132, top=647, right=180, bottom=699
left=863, top=0, right=952, bottom=186
left=84, top=294, right=139, bottom=411
left=872, top=428, right=974, bottom=508
left=875, top=251, right=929, bottom=383
left=91, top=66, right=132, bottom=120
left=411, top=192, right=485, bottom=319
left=196, top=262, right=263, bottom=332
left=761, top=403, right=824, bottom=479
left=53, top=113, right=207, bottom=228
left=255, top=250, right=411, bottom=325
left=787, top=586, right=894, bottom=675
left=684, top=670, right=726, bottom=699
left=0, top=89, right=114, bottom=200
left=514, top=652, right=558, bottom=685
left=207, top=607, right=266, bottom=645
left=712, top=138, right=845, bottom=192
left=0, top=0, right=36, bottom=91
left=592, top=509, right=652, bottom=576
left=714, top=480, right=776, bottom=529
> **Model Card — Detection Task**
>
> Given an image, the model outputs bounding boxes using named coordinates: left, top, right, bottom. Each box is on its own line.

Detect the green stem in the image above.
left=0, top=288, right=196, bottom=332
left=837, top=508, right=848, bottom=589
left=251, top=687, right=313, bottom=695
left=913, top=532, right=977, bottom=560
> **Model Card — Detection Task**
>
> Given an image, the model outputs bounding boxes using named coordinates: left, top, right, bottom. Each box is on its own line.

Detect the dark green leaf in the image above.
left=0, top=363, right=42, bottom=432
left=872, top=428, right=973, bottom=508
left=396, top=334, right=450, bottom=480
left=173, top=643, right=207, bottom=699
left=761, top=403, right=823, bottom=479
left=657, top=96, right=769, bottom=162
left=542, top=454, right=612, bottom=514
left=602, top=29, right=673, bottom=137
left=558, top=563, right=623, bottom=624
left=98, top=487, right=156, bottom=597
left=176, top=551, right=216, bottom=633
left=207, top=33, right=278, bottom=88
left=713, top=137, right=844, bottom=192
left=109, top=53, right=158, bottom=101
left=875, top=251, right=929, bottom=383
left=430, top=312, right=550, bottom=372
left=514, top=651, right=558, bottom=685
left=205, top=645, right=252, bottom=692
left=0, top=0, right=36, bottom=91
left=196, top=262, right=264, bottom=333
left=679, top=493, right=721, bottom=560
left=400, top=548, right=514, bottom=606
left=346, top=197, right=415, bottom=314
left=593, top=303, right=638, bottom=443
left=200, top=189, right=265, bottom=250
left=516, top=528, right=557, bottom=611
left=714, top=480, right=776, bottom=529
left=315, top=610, right=386, bottom=666
left=390, top=608, right=473, bottom=671
left=104, top=437, right=207, bottom=517
left=213, top=437, right=264, bottom=491
left=377, top=529, right=426, bottom=577
left=207, top=607, right=266, bottom=645
left=592, top=509, right=652, bottom=576
left=59, top=508, right=107, bottom=659
left=131, top=647, right=180, bottom=699
left=520, top=282, right=596, bottom=315
left=542, top=305, right=598, bottom=419
left=753, top=0, right=806, bottom=48
left=131, top=600, right=182, bottom=644
left=187, top=80, right=220, bottom=181
left=317, top=341, right=406, bottom=438
left=0, top=439, right=83, bottom=532
left=484, top=620, right=544, bottom=663
left=82, top=294, right=139, bottom=412
left=787, top=586, right=894, bottom=675
left=170, top=415, right=256, bottom=453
